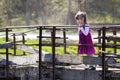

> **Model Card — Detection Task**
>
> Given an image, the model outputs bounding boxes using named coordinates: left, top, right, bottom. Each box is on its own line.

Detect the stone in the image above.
left=0, top=42, right=12, bottom=49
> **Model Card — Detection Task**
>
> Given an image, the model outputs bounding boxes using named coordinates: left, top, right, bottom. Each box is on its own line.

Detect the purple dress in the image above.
left=78, top=26, right=95, bottom=55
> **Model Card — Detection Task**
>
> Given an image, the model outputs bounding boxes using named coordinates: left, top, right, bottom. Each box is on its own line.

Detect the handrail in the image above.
left=1, top=24, right=120, bottom=29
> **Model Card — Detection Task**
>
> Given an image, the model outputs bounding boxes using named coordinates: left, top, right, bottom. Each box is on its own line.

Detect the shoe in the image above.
left=85, top=66, right=96, bottom=70
left=89, top=66, right=96, bottom=70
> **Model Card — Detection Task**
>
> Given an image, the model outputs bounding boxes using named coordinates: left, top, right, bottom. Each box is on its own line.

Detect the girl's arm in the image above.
left=78, top=27, right=80, bottom=34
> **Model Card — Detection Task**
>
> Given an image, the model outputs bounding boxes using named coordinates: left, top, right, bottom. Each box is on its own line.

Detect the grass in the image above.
left=0, top=37, right=120, bottom=62
left=0, top=37, right=119, bottom=55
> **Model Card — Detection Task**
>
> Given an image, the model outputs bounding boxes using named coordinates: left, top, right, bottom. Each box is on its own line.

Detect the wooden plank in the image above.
left=94, top=43, right=120, bottom=49
left=10, top=33, right=27, bottom=36
left=107, top=36, right=120, bottom=42
left=12, top=40, right=26, bottom=43
left=107, top=63, right=120, bottom=68
left=94, top=36, right=120, bottom=42
left=3, top=23, right=120, bottom=29
left=106, top=54, right=120, bottom=58
left=0, top=29, right=12, bottom=32
left=37, top=36, right=68, bottom=39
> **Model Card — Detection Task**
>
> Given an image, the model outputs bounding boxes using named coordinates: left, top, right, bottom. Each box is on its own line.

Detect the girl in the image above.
left=75, top=11, right=95, bottom=56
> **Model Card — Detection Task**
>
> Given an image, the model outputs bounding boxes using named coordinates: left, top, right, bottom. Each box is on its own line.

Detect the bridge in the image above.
left=0, top=24, right=120, bottom=80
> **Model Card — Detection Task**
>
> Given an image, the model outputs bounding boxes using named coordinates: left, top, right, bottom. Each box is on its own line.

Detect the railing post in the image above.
left=102, top=27, right=106, bottom=51
left=13, top=33, right=16, bottom=55
left=102, top=27, right=106, bottom=80
left=113, top=30, right=117, bottom=54
left=22, top=33, right=26, bottom=55
left=63, top=28, right=66, bottom=54
left=102, top=52, right=106, bottom=80
left=51, top=27, right=56, bottom=80
left=5, top=28, right=9, bottom=79
left=38, top=27, right=42, bottom=80
left=98, top=29, right=102, bottom=50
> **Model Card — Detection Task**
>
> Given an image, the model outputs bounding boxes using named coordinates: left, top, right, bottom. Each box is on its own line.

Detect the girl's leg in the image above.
left=87, top=54, right=96, bottom=70
left=88, top=54, right=94, bottom=57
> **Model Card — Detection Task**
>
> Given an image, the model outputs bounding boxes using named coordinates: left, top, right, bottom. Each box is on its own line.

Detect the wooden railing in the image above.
left=99, top=50, right=120, bottom=80
left=1, top=24, right=120, bottom=80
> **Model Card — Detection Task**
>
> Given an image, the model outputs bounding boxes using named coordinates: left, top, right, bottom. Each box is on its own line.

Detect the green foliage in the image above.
left=116, top=59, right=120, bottom=63
left=0, top=37, right=120, bottom=57
left=42, top=46, right=51, bottom=53
left=0, top=37, right=12, bottom=43
left=1, top=0, right=120, bottom=26
left=0, top=37, right=6, bottom=43
left=66, top=46, right=77, bottom=55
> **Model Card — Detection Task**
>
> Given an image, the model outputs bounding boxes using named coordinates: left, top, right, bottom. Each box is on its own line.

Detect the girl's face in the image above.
left=76, top=17, right=84, bottom=25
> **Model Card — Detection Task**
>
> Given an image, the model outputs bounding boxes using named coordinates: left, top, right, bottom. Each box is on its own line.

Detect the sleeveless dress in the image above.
left=78, top=24, right=95, bottom=55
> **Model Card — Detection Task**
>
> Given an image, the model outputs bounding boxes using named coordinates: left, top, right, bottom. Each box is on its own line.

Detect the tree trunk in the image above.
left=111, top=7, right=115, bottom=23
left=25, top=0, right=30, bottom=25
left=36, top=0, right=47, bottom=25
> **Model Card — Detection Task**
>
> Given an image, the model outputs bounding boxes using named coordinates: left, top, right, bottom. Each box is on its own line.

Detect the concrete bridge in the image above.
left=0, top=24, right=120, bottom=80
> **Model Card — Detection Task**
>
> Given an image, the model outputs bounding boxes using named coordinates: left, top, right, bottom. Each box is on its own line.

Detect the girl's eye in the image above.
left=78, top=19, right=81, bottom=21
left=77, top=18, right=80, bottom=20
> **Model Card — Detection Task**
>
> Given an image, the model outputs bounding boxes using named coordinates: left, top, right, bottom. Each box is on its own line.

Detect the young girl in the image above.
left=75, top=11, right=95, bottom=56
